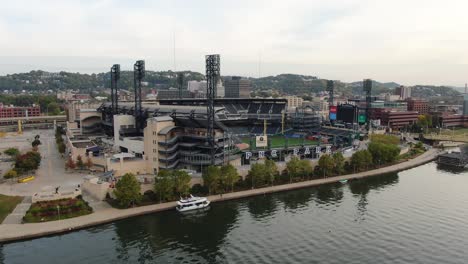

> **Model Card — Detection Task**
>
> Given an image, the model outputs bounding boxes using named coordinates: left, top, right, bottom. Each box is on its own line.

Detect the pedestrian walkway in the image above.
left=82, top=193, right=111, bottom=212
left=2, top=196, right=31, bottom=224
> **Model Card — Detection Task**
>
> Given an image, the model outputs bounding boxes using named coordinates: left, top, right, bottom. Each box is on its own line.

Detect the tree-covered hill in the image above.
left=0, top=70, right=460, bottom=99
left=0, top=70, right=205, bottom=93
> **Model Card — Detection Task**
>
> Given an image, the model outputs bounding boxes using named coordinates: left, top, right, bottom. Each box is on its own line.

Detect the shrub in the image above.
left=4, top=148, right=19, bottom=157
left=3, top=169, right=18, bottom=179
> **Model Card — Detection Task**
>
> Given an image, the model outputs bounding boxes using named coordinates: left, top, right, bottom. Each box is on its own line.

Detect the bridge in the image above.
left=0, top=115, right=67, bottom=131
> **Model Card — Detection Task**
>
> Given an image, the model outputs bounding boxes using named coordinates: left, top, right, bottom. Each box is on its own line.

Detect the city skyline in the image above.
left=0, top=0, right=467, bottom=86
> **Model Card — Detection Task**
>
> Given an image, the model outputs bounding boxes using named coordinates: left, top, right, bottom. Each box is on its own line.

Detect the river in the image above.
left=1, top=162, right=468, bottom=264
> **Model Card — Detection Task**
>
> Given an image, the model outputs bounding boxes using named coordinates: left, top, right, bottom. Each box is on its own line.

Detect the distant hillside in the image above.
left=0, top=70, right=205, bottom=93
left=411, top=85, right=460, bottom=97
left=0, top=71, right=460, bottom=99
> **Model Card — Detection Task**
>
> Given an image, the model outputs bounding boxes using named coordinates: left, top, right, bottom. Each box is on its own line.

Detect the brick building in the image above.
left=0, top=105, right=41, bottom=118
left=379, top=110, right=419, bottom=129
left=407, top=99, right=429, bottom=114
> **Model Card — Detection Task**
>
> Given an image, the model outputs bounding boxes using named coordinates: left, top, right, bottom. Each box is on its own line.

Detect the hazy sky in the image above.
left=0, top=0, right=467, bottom=86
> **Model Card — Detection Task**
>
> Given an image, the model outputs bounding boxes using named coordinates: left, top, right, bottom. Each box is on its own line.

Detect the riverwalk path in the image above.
left=0, top=148, right=440, bottom=243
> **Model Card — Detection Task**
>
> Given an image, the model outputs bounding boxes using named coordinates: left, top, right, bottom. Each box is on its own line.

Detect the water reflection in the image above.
left=247, top=194, right=278, bottom=219
left=277, top=188, right=313, bottom=210
left=314, top=184, right=344, bottom=204
left=0, top=245, right=4, bottom=264
left=114, top=202, right=240, bottom=263
left=349, top=173, right=399, bottom=221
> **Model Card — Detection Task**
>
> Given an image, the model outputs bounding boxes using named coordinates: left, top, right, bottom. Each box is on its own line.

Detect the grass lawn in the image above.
left=23, top=197, right=93, bottom=223
left=241, top=135, right=318, bottom=149
left=0, top=194, right=23, bottom=223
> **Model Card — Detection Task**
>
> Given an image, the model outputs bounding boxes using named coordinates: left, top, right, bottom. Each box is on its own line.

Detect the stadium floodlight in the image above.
left=134, top=60, right=145, bottom=131
left=110, top=64, right=120, bottom=114
left=205, top=54, right=220, bottom=165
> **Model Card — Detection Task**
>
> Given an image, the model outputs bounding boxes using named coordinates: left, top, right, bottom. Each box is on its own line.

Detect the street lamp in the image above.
left=56, top=205, right=60, bottom=220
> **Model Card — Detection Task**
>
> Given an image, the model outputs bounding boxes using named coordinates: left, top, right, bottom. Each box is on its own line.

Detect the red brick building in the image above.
left=380, top=110, right=419, bottom=129
left=436, top=114, right=468, bottom=128
left=406, top=99, right=429, bottom=114
left=0, top=105, right=41, bottom=118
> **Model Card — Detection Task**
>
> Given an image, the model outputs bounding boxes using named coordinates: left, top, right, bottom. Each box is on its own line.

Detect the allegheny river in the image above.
left=2, top=161, right=468, bottom=264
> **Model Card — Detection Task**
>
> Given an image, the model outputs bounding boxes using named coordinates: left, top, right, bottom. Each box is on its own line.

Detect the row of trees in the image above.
left=111, top=135, right=409, bottom=208
left=202, top=164, right=241, bottom=194
left=154, top=170, right=192, bottom=202
left=113, top=170, right=194, bottom=208
left=65, top=155, right=93, bottom=170
left=55, top=127, right=66, bottom=155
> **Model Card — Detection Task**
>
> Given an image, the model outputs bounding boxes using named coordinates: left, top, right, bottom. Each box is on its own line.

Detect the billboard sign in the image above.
left=358, top=114, right=366, bottom=123
left=329, top=113, right=337, bottom=120
left=330, top=106, right=337, bottom=113
left=256, top=136, right=268, bottom=147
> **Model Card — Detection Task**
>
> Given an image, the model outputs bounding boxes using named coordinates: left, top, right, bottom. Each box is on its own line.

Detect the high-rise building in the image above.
left=224, top=77, right=251, bottom=98
left=395, top=86, right=411, bottom=99
left=463, top=95, right=468, bottom=115
left=216, top=79, right=224, bottom=98
left=187, top=81, right=207, bottom=93
left=285, top=95, right=303, bottom=109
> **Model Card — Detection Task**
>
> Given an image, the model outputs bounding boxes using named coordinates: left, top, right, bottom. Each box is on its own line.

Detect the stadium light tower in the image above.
left=110, top=64, right=120, bottom=114
left=363, top=79, right=372, bottom=133
left=326, top=80, right=334, bottom=106
left=134, top=60, right=145, bottom=132
left=177, top=72, right=184, bottom=99
left=205, top=54, right=220, bottom=165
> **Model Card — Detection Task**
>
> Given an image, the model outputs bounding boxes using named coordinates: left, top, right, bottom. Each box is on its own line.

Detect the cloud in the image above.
left=0, top=0, right=467, bottom=85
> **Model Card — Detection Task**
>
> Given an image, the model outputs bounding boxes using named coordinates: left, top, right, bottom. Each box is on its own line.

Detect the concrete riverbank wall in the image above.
left=0, top=148, right=439, bottom=243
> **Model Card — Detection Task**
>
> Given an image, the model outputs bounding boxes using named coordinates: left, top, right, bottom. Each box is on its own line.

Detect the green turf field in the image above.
left=241, top=135, right=318, bottom=149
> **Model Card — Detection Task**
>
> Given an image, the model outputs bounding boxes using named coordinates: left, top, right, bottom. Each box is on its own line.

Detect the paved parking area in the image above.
left=0, top=129, right=88, bottom=196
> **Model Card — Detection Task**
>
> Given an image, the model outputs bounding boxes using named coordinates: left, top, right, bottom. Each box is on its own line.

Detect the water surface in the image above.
left=2, top=162, right=468, bottom=264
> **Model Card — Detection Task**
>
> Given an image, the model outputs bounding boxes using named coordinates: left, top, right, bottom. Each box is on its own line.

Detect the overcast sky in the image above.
left=0, top=0, right=467, bottom=86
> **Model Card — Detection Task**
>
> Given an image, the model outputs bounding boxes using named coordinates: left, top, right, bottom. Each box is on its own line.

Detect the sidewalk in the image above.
left=2, top=196, right=31, bottom=224
left=0, top=148, right=439, bottom=243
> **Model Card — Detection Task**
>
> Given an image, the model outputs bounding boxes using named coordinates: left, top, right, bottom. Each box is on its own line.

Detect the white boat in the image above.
left=176, top=195, right=210, bottom=212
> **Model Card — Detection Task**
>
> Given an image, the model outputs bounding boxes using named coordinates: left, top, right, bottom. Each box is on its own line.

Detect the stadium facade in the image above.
left=97, top=98, right=335, bottom=173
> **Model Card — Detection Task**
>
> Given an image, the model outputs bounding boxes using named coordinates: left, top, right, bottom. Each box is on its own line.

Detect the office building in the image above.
left=225, top=77, right=251, bottom=98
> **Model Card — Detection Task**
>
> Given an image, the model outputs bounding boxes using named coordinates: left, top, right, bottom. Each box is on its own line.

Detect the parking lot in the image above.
left=0, top=129, right=88, bottom=196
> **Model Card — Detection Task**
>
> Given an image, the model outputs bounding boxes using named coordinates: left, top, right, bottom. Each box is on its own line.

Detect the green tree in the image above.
left=4, top=148, right=19, bottom=157
left=350, top=150, right=373, bottom=172
left=203, top=166, right=221, bottom=194
left=368, top=142, right=400, bottom=165
left=15, top=151, right=41, bottom=172
left=285, top=156, right=301, bottom=182
left=3, top=169, right=18, bottom=179
left=298, top=159, right=313, bottom=180
left=174, top=170, right=191, bottom=196
left=318, top=154, right=335, bottom=177
left=264, top=159, right=278, bottom=186
left=154, top=170, right=174, bottom=202
left=46, top=102, right=60, bottom=115
left=76, top=155, right=84, bottom=169
left=220, top=164, right=240, bottom=192
left=114, top=173, right=141, bottom=208
left=247, top=163, right=265, bottom=188
left=58, top=142, right=66, bottom=155
left=332, top=152, right=345, bottom=175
